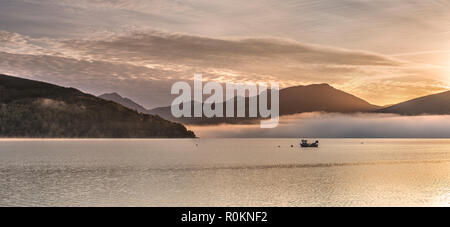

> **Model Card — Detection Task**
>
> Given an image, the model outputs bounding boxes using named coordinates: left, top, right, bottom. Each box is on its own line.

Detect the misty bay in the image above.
left=0, top=138, right=448, bottom=207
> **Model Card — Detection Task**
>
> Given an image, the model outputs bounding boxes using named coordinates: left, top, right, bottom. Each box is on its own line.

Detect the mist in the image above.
left=189, top=112, right=450, bottom=138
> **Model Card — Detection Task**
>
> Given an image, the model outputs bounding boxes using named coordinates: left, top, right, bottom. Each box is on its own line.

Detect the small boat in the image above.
left=300, top=139, right=319, bottom=148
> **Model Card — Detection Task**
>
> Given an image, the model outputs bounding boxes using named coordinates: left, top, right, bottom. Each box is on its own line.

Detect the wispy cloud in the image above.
left=0, top=50, right=182, bottom=108
left=2, top=0, right=450, bottom=53
left=391, top=50, right=450, bottom=57
left=0, top=29, right=449, bottom=107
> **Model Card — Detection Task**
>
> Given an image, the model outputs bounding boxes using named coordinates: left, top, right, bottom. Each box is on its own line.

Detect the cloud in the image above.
left=190, top=113, right=450, bottom=138
left=0, top=31, right=52, bottom=55
left=0, top=29, right=449, bottom=107
left=58, top=30, right=413, bottom=90
left=37, top=30, right=450, bottom=103
left=62, top=31, right=406, bottom=67
left=3, top=0, right=450, bottom=55
left=0, top=51, right=186, bottom=108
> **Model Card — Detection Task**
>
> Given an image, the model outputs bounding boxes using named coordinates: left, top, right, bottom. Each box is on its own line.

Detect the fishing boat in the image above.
left=300, top=140, right=319, bottom=148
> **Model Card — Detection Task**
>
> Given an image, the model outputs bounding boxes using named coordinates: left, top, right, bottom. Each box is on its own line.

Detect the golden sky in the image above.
left=1, top=0, right=450, bottom=108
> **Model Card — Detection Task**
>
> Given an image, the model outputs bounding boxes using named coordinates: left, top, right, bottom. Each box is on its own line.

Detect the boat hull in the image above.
left=300, top=144, right=319, bottom=148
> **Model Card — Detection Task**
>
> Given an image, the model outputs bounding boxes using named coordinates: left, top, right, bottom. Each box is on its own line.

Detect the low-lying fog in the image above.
left=189, top=113, right=450, bottom=138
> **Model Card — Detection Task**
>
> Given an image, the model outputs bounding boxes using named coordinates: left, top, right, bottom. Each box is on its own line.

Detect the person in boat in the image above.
left=301, top=139, right=319, bottom=147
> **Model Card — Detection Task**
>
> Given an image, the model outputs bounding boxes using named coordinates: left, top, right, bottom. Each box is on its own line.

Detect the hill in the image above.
left=0, top=74, right=195, bottom=138
left=379, top=90, right=450, bottom=115
left=279, top=83, right=379, bottom=114
left=148, top=83, right=380, bottom=125
left=99, top=92, right=147, bottom=113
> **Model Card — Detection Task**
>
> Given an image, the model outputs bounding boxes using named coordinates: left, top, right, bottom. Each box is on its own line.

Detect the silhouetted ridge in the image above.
left=0, top=74, right=195, bottom=138
left=148, top=83, right=380, bottom=125
left=379, top=90, right=450, bottom=115
left=99, top=92, right=148, bottom=113
left=279, top=83, right=379, bottom=115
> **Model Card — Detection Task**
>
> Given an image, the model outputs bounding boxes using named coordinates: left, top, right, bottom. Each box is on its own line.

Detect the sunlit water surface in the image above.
left=0, top=139, right=448, bottom=207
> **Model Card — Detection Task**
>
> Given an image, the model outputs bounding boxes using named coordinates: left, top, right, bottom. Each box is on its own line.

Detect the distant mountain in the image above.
left=0, top=74, right=195, bottom=138
left=149, top=83, right=380, bottom=125
left=379, top=90, right=450, bottom=115
left=279, top=83, right=379, bottom=114
left=99, top=92, right=147, bottom=113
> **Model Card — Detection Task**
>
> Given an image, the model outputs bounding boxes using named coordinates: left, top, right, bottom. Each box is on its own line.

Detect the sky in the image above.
left=1, top=0, right=450, bottom=108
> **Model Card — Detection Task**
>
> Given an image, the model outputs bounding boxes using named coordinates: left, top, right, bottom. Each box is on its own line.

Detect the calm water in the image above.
left=0, top=139, right=448, bottom=207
